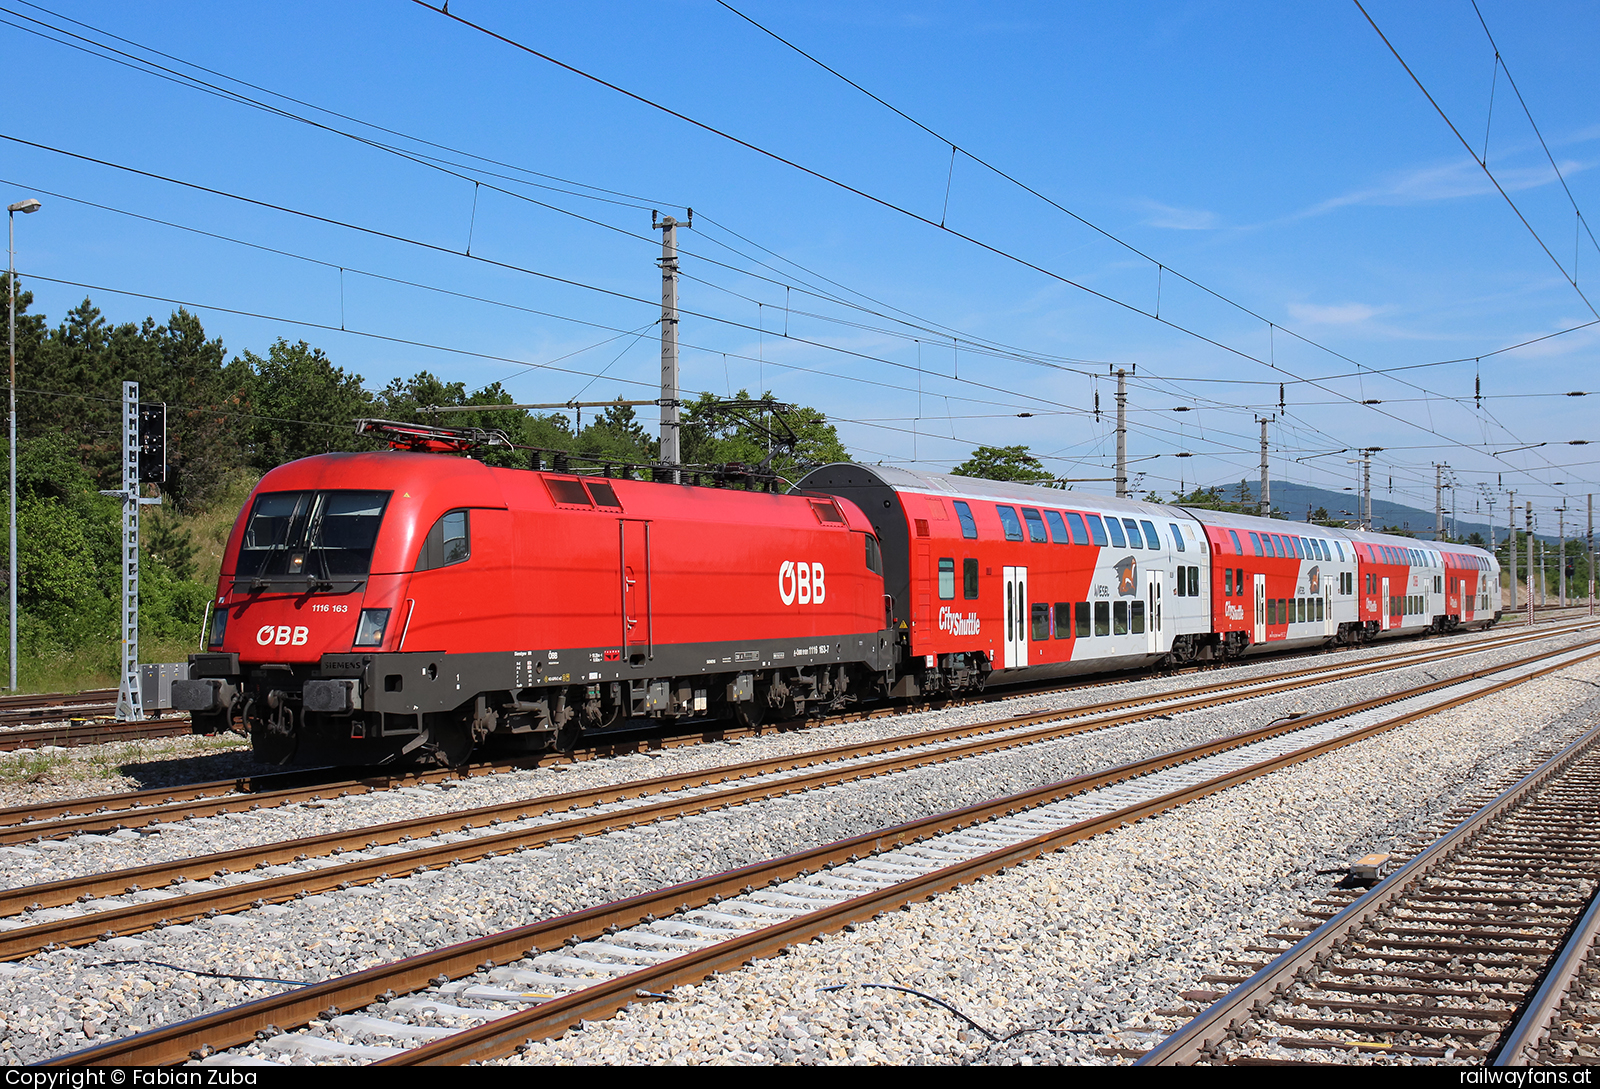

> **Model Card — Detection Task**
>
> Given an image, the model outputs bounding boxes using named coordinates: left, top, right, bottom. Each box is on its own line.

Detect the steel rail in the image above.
left=4, top=635, right=1588, bottom=959
left=44, top=641, right=1600, bottom=1066
left=1139, top=709, right=1600, bottom=1065
left=4, top=623, right=1569, bottom=913
left=3, top=618, right=1581, bottom=844
left=1491, top=876, right=1600, bottom=1064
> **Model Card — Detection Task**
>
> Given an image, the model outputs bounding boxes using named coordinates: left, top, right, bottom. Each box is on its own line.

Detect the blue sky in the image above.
left=3, top=1, right=1598, bottom=539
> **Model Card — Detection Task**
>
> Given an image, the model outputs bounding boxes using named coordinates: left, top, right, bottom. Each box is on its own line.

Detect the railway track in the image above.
left=1139, top=711, right=1600, bottom=1066
left=39, top=632, right=1600, bottom=1065
left=3, top=618, right=1588, bottom=846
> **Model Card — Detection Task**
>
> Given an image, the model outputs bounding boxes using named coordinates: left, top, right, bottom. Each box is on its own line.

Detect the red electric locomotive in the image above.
left=175, top=449, right=895, bottom=765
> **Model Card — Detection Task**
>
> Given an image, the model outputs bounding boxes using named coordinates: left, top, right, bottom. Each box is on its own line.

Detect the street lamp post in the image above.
left=8, top=197, right=39, bottom=693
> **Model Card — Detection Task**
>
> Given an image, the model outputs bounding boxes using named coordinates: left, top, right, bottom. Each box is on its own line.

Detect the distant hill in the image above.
left=1203, top=480, right=1514, bottom=544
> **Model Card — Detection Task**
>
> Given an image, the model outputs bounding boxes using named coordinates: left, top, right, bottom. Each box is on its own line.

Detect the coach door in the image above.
left=1146, top=570, right=1161, bottom=654
left=1323, top=577, right=1335, bottom=637
left=1253, top=573, right=1266, bottom=644
left=1381, top=577, right=1391, bottom=631
left=1004, top=566, right=1029, bottom=668
left=620, top=519, right=652, bottom=663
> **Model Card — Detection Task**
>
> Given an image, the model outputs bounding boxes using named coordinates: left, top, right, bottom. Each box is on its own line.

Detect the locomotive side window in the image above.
left=544, top=477, right=593, bottom=508
left=963, top=559, right=979, bottom=599
left=953, top=500, right=978, bottom=539
left=416, top=509, right=471, bottom=571
left=1044, top=510, right=1069, bottom=543
left=809, top=498, right=845, bottom=524
left=1022, top=508, right=1048, bottom=543
left=996, top=506, right=1024, bottom=542
left=863, top=534, right=883, bottom=575
left=587, top=481, right=623, bottom=509
left=938, top=558, right=955, bottom=600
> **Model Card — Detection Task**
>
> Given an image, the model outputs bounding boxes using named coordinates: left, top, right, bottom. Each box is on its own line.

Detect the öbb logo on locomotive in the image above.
left=255, top=625, right=309, bottom=646
left=777, top=560, right=827, bottom=605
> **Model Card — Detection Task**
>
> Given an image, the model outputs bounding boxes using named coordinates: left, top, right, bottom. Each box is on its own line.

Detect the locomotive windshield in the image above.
left=235, top=490, right=391, bottom=581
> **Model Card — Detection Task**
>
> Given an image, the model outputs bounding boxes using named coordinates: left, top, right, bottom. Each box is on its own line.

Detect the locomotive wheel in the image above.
left=429, top=723, right=475, bottom=767
left=734, top=701, right=764, bottom=729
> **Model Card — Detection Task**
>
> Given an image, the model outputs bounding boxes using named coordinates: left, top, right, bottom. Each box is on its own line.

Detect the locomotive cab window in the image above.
left=416, top=509, right=471, bottom=571
left=236, top=489, right=391, bottom=580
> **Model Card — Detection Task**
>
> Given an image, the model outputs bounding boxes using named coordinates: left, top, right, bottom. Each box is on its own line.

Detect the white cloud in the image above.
left=1294, top=156, right=1589, bottom=219
left=1286, top=302, right=1382, bottom=325
left=1136, top=199, right=1220, bottom=230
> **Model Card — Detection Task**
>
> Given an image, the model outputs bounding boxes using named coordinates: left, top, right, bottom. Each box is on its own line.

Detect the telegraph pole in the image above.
left=1115, top=368, right=1128, bottom=498
left=654, top=209, right=690, bottom=481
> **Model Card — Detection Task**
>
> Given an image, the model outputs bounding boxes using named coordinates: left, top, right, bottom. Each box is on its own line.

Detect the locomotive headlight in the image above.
left=353, top=608, right=391, bottom=648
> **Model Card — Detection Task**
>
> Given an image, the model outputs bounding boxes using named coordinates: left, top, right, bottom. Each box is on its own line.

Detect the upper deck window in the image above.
left=1104, top=516, right=1127, bottom=548
left=1022, top=508, right=1048, bottom=543
left=1084, top=514, right=1109, bottom=547
left=1121, top=518, right=1142, bottom=549
left=1066, top=512, right=1090, bottom=545
left=237, top=489, right=391, bottom=580
left=1248, top=531, right=1262, bottom=557
left=953, top=500, right=978, bottom=539
left=1141, top=520, right=1161, bottom=550
left=1044, top=510, right=1070, bottom=543
left=1228, top=529, right=1241, bottom=554
left=996, top=506, right=1024, bottom=542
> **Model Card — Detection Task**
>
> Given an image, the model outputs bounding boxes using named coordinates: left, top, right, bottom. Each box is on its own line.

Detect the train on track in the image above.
left=174, top=426, right=1501, bottom=766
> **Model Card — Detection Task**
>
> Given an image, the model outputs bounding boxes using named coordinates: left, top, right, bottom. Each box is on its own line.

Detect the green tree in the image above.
left=239, top=339, right=373, bottom=469
left=950, top=444, right=1051, bottom=484
left=680, top=391, right=846, bottom=479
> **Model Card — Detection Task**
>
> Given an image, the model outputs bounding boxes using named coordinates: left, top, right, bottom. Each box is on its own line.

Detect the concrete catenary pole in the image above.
left=1362, top=454, right=1372, bottom=530
left=1526, top=501, right=1535, bottom=625
left=1507, top=490, right=1517, bottom=611
left=1589, top=493, right=1594, bottom=616
left=1558, top=506, right=1567, bottom=607
left=655, top=210, right=690, bottom=480
left=1115, top=368, right=1128, bottom=498
left=1435, top=464, right=1444, bottom=540
left=1258, top=417, right=1271, bottom=516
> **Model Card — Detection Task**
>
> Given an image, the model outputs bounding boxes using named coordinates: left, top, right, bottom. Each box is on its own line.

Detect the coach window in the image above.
left=1094, top=601, right=1110, bottom=637
left=1076, top=601, right=1092, bottom=637
left=416, top=509, right=470, bottom=571
left=1170, top=523, right=1187, bottom=553
left=1067, top=511, right=1091, bottom=546
left=1054, top=602, right=1071, bottom=638
left=1044, top=510, right=1070, bottom=543
left=953, top=500, right=978, bottom=539
left=938, top=558, right=956, bottom=600
left=1121, top=518, right=1142, bottom=548
left=1140, top=520, right=1161, bottom=550
left=1224, top=568, right=1234, bottom=596
left=1188, top=566, right=1200, bottom=596
left=963, top=558, right=979, bottom=599
left=1227, top=529, right=1241, bottom=554
left=996, top=505, right=1025, bottom=542
left=1104, top=517, right=1127, bottom=548
left=1130, top=599, right=1145, bottom=634
left=864, top=534, right=883, bottom=575
left=1175, top=572, right=1186, bottom=597
left=1113, top=600, right=1129, bottom=635
left=1031, top=602, right=1050, bottom=641
left=1249, top=531, right=1263, bottom=556
left=1083, top=514, right=1109, bottom=547
left=1022, top=508, right=1048, bottom=543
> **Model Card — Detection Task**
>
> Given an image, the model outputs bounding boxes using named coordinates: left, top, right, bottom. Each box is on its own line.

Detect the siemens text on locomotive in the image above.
left=173, top=448, right=1501, bottom=766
